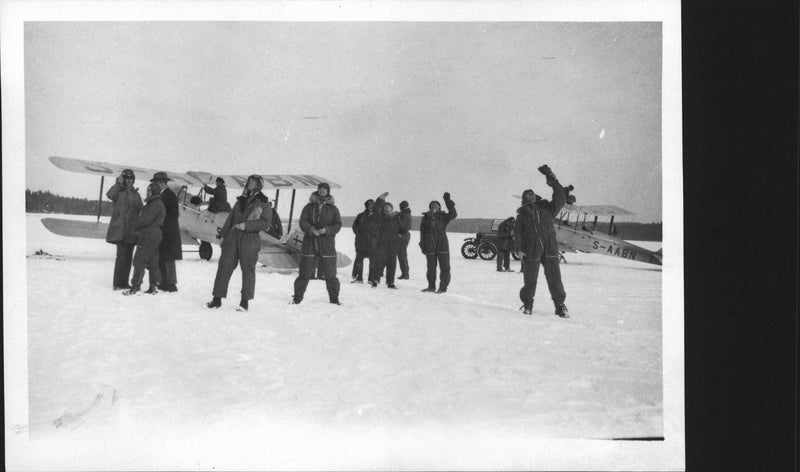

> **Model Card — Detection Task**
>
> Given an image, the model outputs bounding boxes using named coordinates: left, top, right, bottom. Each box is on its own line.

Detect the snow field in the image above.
left=22, top=214, right=663, bottom=447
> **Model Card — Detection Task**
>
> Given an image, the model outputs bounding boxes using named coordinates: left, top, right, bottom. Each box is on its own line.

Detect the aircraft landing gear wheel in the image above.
left=478, top=242, right=497, bottom=261
left=461, top=240, right=478, bottom=259
left=199, top=241, right=213, bottom=261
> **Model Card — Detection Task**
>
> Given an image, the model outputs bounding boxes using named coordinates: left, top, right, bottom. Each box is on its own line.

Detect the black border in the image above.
left=683, top=0, right=798, bottom=470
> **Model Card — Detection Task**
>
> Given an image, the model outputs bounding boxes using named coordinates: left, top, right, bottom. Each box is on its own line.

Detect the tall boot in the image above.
left=519, top=298, right=533, bottom=315
left=124, top=267, right=145, bottom=295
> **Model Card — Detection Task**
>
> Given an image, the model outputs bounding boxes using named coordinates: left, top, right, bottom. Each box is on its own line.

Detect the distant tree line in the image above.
left=26, top=189, right=112, bottom=216
left=341, top=216, right=662, bottom=241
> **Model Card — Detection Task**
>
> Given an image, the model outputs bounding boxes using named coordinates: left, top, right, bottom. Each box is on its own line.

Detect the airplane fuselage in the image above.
left=555, top=225, right=662, bottom=265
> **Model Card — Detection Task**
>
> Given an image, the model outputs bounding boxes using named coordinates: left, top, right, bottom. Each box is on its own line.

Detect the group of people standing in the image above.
left=351, top=191, right=457, bottom=294
left=208, top=178, right=343, bottom=310
left=351, top=193, right=412, bottom=288
left=106, top=170, right=183, bottom=295
left=105, top=168, right=567, bottom=318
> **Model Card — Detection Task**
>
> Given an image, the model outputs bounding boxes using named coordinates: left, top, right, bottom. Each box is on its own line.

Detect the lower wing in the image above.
left=41, top=217, right=107, bottom=240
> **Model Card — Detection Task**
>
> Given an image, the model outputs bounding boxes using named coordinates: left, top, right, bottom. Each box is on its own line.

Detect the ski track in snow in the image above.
left=22, top=214, right=663, bottom=440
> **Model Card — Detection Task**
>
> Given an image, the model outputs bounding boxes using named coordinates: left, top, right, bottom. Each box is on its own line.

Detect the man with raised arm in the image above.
left=514, top=165, right=568, bottom=317
left=419, top=192, right=457, bottom=294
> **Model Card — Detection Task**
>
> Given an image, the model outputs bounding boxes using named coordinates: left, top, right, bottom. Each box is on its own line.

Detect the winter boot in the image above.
left=555, top=304, right=569, bottom=318
left=237, top=299, right=249, bottom=312
left=387, top=284, right=398, bottom=289
left=206, top=296, right=222, bottom=308
left=421, top=286, right=435, bottom=292
left=291, top=296, right=303, bottom=304
left=436, top=287, right=447, bottom=294
left=520, top=299, right=533, bottom=315
left=144, top=286, right=158, bottom=295
left=123, top=285, right=141, bottom=296
left=351, top=277, right=363, bottom=284
left=128, top=267, right=145, bottom=294
left=330, top=299, right=341, bottom=305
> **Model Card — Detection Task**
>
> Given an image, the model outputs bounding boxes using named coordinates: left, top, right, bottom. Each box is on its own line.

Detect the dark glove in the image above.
left=539, top=165, right=559, bottom=187
left=443, top=192, right=451, bottom=201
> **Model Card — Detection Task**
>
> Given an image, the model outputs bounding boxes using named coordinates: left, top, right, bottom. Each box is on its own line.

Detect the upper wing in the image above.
left=49, top=156, right=203, bottom=188
left=562, top=204, right=635, bottom=217
left=187, top=172, right=341, bottom=190
left=49, top=156, right=341, bottom=190
left=511, top=194, right=635, bottom=217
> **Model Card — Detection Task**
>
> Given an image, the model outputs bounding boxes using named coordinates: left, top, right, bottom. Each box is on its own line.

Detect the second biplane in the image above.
left=461, top=203, right=662, bottom=266
left=41, top=156, right=352, bottom=270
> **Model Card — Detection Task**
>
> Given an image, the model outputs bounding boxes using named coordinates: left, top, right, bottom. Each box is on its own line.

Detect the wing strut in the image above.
left=97, top=176, right=105, bottom=223
left=287, top=189, right=297, bottom=234
left=274, top=189, right=280, bottom=207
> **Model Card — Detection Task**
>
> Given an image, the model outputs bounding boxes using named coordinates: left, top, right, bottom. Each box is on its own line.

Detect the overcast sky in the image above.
left=25, top=21, right=662, bottom=221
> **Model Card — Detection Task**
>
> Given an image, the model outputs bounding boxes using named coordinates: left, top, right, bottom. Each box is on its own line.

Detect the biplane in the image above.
left=461, top=203, right=662, bottom=266
left=554, top=203, right=662, bottom=265
left=40, top=156, right=352, bottom=270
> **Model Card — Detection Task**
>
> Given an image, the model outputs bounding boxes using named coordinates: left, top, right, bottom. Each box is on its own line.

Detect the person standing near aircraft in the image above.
left=351, top=199, right=376, bottom=283
left=514, top=165, right=568, bottom=317
left=106, top=168, right=143, bottom=290
left=419, top=192, right=457, bottom=293
left=496, top=216, right=515, bottom=272
left=203, top=177, right=231, bottom=213
left=124, top=182, right=165, bottom=295
left=151, top=172, right=182, bottom=293
left=303, top=192, right=327, bottom=281
left=266, top=201, right=283, bottom=239
left=397, top=200, right=412, bottom=280
left=292, top=182, right=342, bottom=305
left=206, top=175, right=272, bottom=311
left=368, top=193, right=403, bottom=288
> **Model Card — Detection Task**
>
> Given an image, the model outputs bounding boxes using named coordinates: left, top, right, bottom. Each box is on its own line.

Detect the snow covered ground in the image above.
left=9, top=213, right=677, bottom=469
